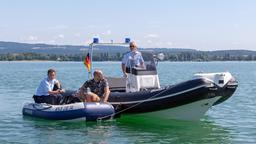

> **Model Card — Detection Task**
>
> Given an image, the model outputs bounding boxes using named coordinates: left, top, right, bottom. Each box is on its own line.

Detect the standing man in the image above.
left=33, top=69, right=65, bottom=105
left=121, top=41, right=145, bottom=77
left=75, top=70, right=110, bottom=102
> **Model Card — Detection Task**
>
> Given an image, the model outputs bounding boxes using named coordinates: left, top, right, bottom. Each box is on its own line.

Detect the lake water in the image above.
left=0, top=61, right=255, bottom=143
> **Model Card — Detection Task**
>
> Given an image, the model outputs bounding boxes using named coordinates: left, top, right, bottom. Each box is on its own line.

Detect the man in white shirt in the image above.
left=34, top=69, right=65, bottom=105
left=121, top=41, right=145, bottom=77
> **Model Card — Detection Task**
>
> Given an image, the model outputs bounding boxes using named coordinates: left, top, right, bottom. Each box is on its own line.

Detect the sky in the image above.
left=0, top=0, right=255, bottom=50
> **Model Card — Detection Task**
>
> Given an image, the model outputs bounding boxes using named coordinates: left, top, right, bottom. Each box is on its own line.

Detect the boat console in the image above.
left=125, top=52, right=160, bottom=92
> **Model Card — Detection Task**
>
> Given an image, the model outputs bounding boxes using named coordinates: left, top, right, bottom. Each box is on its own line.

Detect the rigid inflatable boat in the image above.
left=22, top=39, right=238, bottom=121
left=107, top=71, right=237, bottom=120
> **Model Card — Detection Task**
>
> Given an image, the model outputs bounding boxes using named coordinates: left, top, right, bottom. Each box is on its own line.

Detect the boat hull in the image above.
left=108, top=77, right=237, bottom=120
left=128, top=96, right=221, bottom=121
left=23, top=77, right=237, bottom=121
left=22, top=102, right=115, bottom=121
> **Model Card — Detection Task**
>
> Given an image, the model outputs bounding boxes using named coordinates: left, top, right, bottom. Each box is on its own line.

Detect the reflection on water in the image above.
left=22, top=117, right=116, bottom=144
left=117, top=115, right=231, bottom=143
left=20, top=115, right=231, bottom=144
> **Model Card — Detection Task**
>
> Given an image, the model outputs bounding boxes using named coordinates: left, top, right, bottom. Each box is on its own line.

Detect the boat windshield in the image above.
left=141, top=51, right=157, bottom=71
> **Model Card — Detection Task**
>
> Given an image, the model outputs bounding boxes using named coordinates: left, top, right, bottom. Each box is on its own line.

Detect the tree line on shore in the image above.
left=1, top=52, right=256, bottom=61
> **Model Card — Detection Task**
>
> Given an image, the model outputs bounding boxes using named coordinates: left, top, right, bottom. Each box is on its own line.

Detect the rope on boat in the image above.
left=96, top=86, right=172, bottom=121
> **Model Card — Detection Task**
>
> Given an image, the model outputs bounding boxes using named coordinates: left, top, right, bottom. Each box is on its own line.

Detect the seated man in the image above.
left=33, top=69, right=65, bottom=105
left=75, top=70, right=110, bottom=102
left=121, top=41, right=145, bottom=77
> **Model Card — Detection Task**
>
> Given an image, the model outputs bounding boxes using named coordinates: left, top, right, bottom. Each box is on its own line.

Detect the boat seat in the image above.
left=106, top=77, right=126, bottom=92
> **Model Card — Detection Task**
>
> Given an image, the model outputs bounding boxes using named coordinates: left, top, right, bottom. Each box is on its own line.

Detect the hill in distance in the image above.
left=1, top=41, right=255, bottom=56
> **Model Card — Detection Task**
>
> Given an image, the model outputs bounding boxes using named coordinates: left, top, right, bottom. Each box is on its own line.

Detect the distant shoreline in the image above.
left=1, top=41, right=256, bottom=61
left=1, top=52, right=256, bottom=61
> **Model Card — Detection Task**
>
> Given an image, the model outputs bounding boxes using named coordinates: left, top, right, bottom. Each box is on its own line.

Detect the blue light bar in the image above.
left=125, top=38, right=130, bottom=43
left=93, top=38, right=99, bottom=43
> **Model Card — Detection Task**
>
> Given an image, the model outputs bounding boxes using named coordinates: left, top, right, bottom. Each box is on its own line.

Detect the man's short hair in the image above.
left=47, top=69, right=56, bottom=75
left=129, top=41, right=136, bottom=47
left=93, top=70, right=103, bottom=77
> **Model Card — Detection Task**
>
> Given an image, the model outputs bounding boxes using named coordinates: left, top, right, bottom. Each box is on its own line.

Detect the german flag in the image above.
left=83, top=53, right=90, bottom=71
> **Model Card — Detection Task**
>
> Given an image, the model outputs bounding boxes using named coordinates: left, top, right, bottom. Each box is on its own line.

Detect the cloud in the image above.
left=233, top=24, right=239, bottom=29
left=82, top=25, right=111, bottom=30
left=58, top=34, right=64, bottom=39
left=146, top=21, right=161, bottom=29
left=54, top=34, right=65, bottom=39
left=20, top=35, right=38, bottom=42
left=145, top=34, right=159, bottom=38
left=166, top=42, right=173, bottom=46
left=92, top=34, right=100, bottom=38
left=48, top=40, right=56, bottom=44
left=155, top=42, right=163, bottom=48
left=147, top=25, right=161, bottom=29
left=82, top=25, right=97, bottom=29
left=106, top=30, right=111, bottom=35
left=147, top=40, right=152, bottom=43
left=101, top=30, right=112, bottom=35
left=48, top=25, right=68, bottom=30
left=74, top=33, right=81, bottom=37
left=232, top=42, right=240, bottom=45
left=28, top=35, right=38, bottom=41
left=0, top=25, right=8, bottom=31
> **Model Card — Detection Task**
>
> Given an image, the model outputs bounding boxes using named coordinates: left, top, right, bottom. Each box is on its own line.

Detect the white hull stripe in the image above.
left=110, top=84, right=208, bottom=105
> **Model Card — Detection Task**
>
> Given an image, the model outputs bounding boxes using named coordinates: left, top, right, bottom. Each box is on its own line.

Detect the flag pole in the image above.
left=88, top=43, right=93, bottom=79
